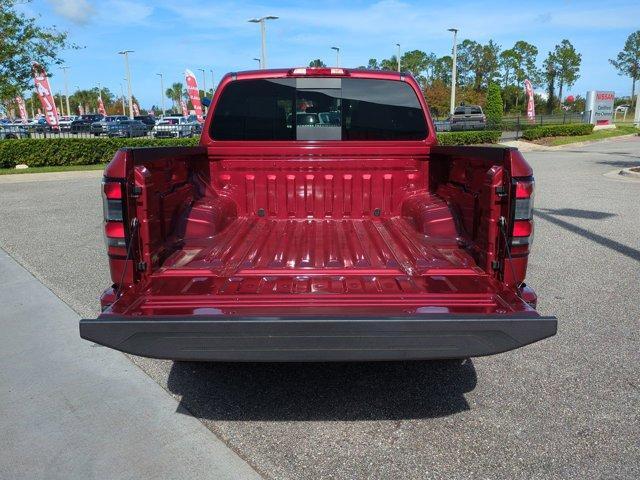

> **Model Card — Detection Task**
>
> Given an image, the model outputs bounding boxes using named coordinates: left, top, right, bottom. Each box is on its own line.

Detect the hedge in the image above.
left=521, top=123, right=594, bottom=141
left=1, top=132, right=504, bottom=169
left=436, top=130, right=502, bottom=146
left=0, top=137, right=199, bottom=168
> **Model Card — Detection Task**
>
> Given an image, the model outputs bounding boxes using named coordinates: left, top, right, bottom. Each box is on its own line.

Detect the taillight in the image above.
left=511, top=178, right=535, bottom=247
left=102, top=179, right=126, bottom=255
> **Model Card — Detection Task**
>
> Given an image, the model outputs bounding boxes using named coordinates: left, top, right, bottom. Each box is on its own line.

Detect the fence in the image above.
left=0, top=120, right=202, bottom=140
left=433, top=111, right=589, bottom=140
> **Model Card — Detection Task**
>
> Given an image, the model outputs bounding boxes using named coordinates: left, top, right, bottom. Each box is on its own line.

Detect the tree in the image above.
left=398, top=50, right=432, bottom=87
left=553, top=39, right=581, bottom=103
left=502, top=41, right=539, bottom=110
left=543, top=52, right=558, bottom=114
left=457, top=39, right=501, bottom=91
left=308, top=59, right=326, bottom=68
left=0, top=0, right=74, bottom=104
left=485, top=83, right=503, bottom=127
left=432, top=56, right=452, bottom=86
left=609, top=31, right=640, bottom=108
left=165, top=82, right=184, bottom=109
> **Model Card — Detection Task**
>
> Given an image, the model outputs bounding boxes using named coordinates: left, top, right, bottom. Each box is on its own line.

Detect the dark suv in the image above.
left=71, top=114, right=104, bottom=134
left=134, top=115, right=157, bottom=131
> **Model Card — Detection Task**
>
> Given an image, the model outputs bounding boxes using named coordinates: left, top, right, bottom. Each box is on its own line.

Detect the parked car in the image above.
left=152, top=115, right=200, bottom=138
left=70, top=114, right=104, bottom=134
left=134, top=115, right=157, bottom=131
left=59, top=115, right=79, bottom=132
left=449, top=104, right=487, bottom=131
left=27, top=118, right=52, bottom=133
left=80, top=67, right=556, bottom=362
left=107, top=120, right=148, bottom=138
left=0, top=124, right=30, bottom=139
left=91, top=115, right=129, bottom=136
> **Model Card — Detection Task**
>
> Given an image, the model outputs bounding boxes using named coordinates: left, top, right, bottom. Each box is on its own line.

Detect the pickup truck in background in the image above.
left=80, top=68, right=556, bottom=362
left=449, top=104, right=487, bottom=131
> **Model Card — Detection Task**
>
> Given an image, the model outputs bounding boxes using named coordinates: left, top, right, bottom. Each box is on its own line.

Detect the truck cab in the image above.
left=80, top=68, right=556, bottom=362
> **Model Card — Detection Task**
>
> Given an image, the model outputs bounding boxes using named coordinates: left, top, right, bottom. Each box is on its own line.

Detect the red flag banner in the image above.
left=32, top=62, right=60, bottom=128
left=98, top=96, right=107, bottom=115
left=184, top=69, right=204, bottom=123
left=133, top=103, right=140, bottom=116
left=524, top=79, right=535, bottom=123
left=180, top=99, right=188, bottom=117
left=16, top=97, right=28, bottom=122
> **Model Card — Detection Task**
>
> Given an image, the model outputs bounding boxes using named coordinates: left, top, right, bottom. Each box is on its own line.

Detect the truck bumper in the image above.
left=80, top=314, right=557, bottom=362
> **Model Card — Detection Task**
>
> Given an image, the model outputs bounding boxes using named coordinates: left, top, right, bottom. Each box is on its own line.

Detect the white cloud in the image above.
left=47, top=0, right=94, bottom=24
left=105, top=0, right=154, bottom=25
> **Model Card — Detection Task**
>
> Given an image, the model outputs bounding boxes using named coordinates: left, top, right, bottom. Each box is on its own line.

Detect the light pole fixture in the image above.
left=253, top=57, right=262, bottom=69
left=331, top=46, right=340, bottom=67
left=448, top=28, right=458, bottom=115
left=248, top=16, right=278, bottom=69
left=118, top=50, right=134, bottom=118
left=60, top=65, right=71, bottom=117
left=396, top=43, right=401, bottom=72
left=156, top=73, right=165, bottom=116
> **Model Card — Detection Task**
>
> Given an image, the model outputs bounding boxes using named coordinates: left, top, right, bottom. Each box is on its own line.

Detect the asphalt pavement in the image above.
left=0, top=137, right=638, bottom=479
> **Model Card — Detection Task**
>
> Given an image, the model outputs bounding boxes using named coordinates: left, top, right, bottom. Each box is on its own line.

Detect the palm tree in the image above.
left=165, top=82, right=184, bottom=111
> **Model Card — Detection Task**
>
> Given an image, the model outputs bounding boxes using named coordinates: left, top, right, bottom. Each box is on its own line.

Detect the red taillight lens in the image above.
left=102, top=180, right=126, bottom=255
left=512, top=178, right=535, bottom=246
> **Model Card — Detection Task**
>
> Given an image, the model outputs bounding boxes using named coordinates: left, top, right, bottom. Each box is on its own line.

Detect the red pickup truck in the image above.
left=80, top=68, right=556, bottom=362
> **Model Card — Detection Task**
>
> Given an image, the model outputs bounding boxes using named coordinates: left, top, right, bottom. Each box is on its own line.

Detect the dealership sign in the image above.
left=32, top=62, right=60, bottom=127
left=184, top=69, right=204, bottom=123
left=584, top=90, right=615, bottom=125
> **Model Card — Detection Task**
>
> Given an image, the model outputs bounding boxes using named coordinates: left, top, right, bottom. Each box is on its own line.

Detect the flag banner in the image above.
left=98, top=96, right=107, bottom=115
left=133, top=103, right=140, bottom=116
left=32, top=62, right=60, bottom=127
left=16, top=97, right=28, bottom=122
left=184, top=69, right=204, bottom=122
left=180, top=99, right=188, bottom=117
left=524, top=79, right=535, bottom=123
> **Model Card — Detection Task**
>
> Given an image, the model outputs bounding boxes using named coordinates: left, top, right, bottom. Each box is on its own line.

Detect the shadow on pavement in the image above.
left=167, top=359, right=477, bottom=421
left=536, top=208, right=616, bottom=220
left=596, top=158, right=640, bottom=168
left=534, top=210, right=640, bottom=262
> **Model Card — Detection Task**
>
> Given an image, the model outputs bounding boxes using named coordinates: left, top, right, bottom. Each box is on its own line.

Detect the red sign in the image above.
left=15, top=97, right=28, bottom=122
left=133, top=103, right=140, bottom=116
left=524, top=79, right=535, bottom=123
left=32, top=62, right=60, bottom=127
left=98, top=96, right=107, bottom=115
left=184, top=69, right=204, bottom=123
left=180, top=99, right=188, bottom=117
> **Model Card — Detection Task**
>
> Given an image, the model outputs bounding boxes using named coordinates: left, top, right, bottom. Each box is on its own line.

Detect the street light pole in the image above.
left=248, top=16, right=278, bottom=69
left=253, top=58, right=261, bottom=69
left=118, top=50, right=134, bottom=118
left=60, top=66, right=70, bottom=117
left=331, top=46, right=340, bottom=67
left=197, top=68, right=207, bottom=113
left=156, top=73, right=165, bottom=116
left=448, top=28, right=458, bottom=115
left=120, top=83, right=126, bottom=115
left=210, top=69, right=215, bottom=94
left=396, top=43, right=401, bottom=72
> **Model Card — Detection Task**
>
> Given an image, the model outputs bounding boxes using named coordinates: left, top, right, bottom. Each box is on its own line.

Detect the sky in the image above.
left=16, top=0, right=640, bottom=109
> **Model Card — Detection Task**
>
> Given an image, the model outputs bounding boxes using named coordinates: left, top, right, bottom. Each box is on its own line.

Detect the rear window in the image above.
left=210, top=78, right=427, bottom=141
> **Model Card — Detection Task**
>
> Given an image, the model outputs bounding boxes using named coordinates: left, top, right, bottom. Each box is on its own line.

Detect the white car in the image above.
left=153, top=115, right=201, bottom=138
left=59, top=115, right=79, bottom=131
